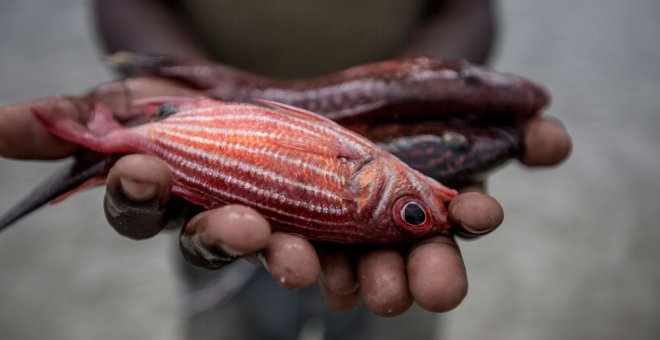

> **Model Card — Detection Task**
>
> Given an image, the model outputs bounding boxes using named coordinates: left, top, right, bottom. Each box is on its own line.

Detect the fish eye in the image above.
left=402, top=202, right=426, bottom=226
left=393, top=196, right=432, bottom=233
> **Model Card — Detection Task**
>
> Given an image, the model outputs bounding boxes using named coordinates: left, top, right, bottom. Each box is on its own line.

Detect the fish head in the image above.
left=349, top=154, right=456, bottom=243
left=395, top=58, right=551, bottom=120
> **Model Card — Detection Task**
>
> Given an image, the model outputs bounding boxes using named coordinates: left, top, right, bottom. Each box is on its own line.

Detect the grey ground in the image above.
left=0, top=1, right=659, bottom=339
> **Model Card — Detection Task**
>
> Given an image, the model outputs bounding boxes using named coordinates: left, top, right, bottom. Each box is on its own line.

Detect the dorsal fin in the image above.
left=255, top=99, right=334, bottom=125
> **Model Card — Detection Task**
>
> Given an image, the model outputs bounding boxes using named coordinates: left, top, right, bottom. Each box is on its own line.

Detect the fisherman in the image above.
left=0, top=0, right=571, bottom=339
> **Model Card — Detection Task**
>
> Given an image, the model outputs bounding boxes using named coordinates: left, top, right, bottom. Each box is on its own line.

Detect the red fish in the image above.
left=31, top=96, right=457, bottom=244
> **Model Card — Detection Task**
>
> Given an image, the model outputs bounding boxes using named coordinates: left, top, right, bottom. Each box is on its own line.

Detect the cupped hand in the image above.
left=98, top=108, right=571, bottom=316
left=0, top=76, right=571, bottom=316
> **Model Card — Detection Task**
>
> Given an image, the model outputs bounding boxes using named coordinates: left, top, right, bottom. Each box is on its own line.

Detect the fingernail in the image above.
left=179, top=232, right=238, bottom=269
left=452, top=218, right=498, bottom=239
left=452, top=225, right=491, bottom=239
left=119, top=176, right=159, bottom=202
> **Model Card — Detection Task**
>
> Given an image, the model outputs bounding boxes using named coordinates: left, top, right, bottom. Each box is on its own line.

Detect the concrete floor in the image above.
left=0, top=1, right=659, bottom=339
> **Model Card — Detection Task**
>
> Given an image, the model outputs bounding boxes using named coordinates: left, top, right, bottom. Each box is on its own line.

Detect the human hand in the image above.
left=0, top=77, right=571, bottom=316
left=170, top=113, right=571, bottom=316
left=0, top=76, right=201, bottom=160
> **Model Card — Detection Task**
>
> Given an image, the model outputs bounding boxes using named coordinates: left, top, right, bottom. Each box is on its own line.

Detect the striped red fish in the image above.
left=33, top=96, right=457, bottom=244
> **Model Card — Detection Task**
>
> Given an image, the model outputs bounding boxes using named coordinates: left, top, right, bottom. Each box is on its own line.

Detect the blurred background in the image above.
left=0, top=0, right=658, bottom=339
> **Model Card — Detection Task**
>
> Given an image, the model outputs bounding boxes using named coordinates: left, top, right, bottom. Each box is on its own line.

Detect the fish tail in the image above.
left=32, top=103, right=133, bottom=154
left=0, top=104, right=136, bottom=231
left=0, top=152, right=118, bottom=232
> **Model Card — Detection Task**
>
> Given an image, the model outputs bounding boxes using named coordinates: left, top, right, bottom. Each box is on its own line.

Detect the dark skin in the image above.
left=0, top=0, right=572, bottom=316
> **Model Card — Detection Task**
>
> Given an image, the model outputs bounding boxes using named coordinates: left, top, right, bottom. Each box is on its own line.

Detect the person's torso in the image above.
left=178, top=0, right=431, bottom=78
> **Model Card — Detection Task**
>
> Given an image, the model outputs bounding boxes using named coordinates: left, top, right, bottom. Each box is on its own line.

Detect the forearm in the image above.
left=400, top=0, right=496, bottom=64
left=94, top=0, right=210, bottom=60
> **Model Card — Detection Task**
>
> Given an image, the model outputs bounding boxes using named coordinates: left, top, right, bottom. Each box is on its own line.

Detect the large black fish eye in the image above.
left=402, top=202, right=426, bottom=226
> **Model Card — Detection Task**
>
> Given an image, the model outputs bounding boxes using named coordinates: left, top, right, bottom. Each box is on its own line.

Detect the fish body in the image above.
left=367, top=121, right=520, bottom=187
left=112, top=53, right=550, bottom=125
left=32, top=97, right=456, bottom=244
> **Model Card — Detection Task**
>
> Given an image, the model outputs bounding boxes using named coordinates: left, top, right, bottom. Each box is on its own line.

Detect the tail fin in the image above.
left=0, top=152, right=118, bottom=232
left=1, top=104, right=140, bottom=231
left=32, top=103, right=131, bottom=154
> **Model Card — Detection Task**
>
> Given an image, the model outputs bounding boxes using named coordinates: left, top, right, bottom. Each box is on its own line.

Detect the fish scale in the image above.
left=151, top=117, right=361, bottom=237
left=147, top=113, right=355, bottom=216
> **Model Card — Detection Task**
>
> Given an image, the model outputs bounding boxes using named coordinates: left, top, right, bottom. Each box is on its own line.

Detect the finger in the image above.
left=519, top=117, right=572, bottom=166
left=449, top=192, right=504, bottom=239
left=180, top=205, right=271, bottom=269
left=104, top=154, right=172, bottom=239
left=358, top=249, right=412, bottom=317
left=317, top=244, right=359, bottom=296
left=0, top=96, right=91, bottom=159
left=408, top=235, right=468, bottom=312
left=317, top=245, right=361, bottom=312
left=320, top=280, right=361, bottom=312
left=261, top=233, right=320, bottom=289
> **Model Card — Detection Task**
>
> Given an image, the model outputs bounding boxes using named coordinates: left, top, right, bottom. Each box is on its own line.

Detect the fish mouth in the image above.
left=427, top=193, right=449, bottom=228
left=406, top=170, right=451, bottom=228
